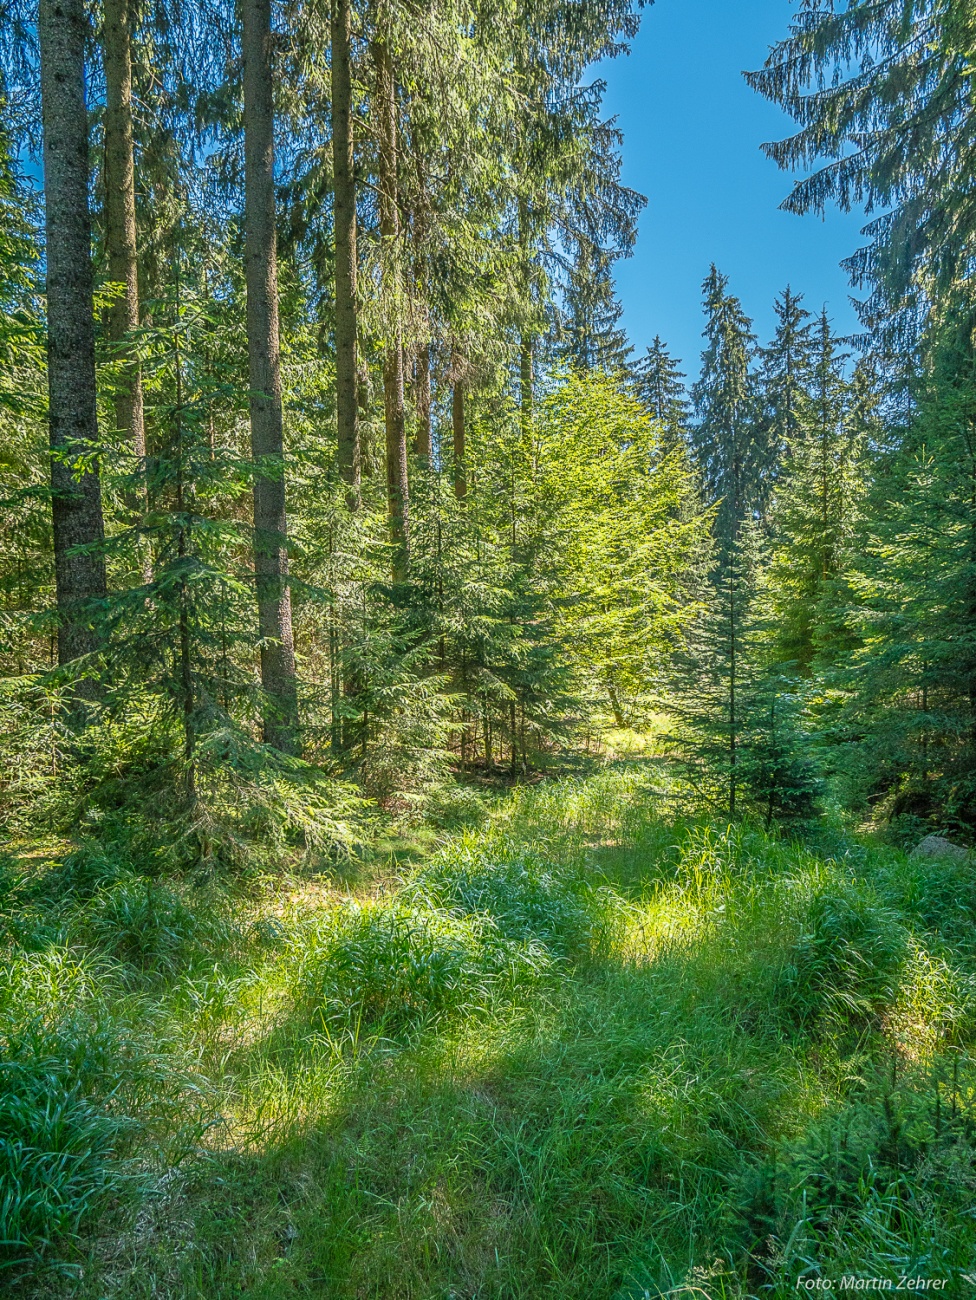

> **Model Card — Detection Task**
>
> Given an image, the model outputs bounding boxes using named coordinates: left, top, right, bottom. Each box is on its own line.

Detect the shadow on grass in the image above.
left=26, top=799, right=976, bottom=1299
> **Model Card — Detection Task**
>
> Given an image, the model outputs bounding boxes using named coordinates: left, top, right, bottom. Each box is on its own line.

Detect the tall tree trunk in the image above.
left=517, top=196, right=534, bottom=445
left=415, top=343, right=431, bottom=458
left=243, top=0, right=300, bottom=754
left=39, top=0, right=107, bottom=678
left=728, top=561, right=737, bottom=819
left=410, top=167, right=432, bottom=461
left=102, top=0, right=146, bottom=478
left=374, top=38, right=409, bottom=580
left=332, top=0, right=359, bottom=499
left=452, top=380, right=466, bottom=499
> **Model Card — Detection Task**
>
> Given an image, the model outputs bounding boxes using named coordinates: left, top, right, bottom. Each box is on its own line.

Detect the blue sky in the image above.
left=599, top=0, right=868, bottom=380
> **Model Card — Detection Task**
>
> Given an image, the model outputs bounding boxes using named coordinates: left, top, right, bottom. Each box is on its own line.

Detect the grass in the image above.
left=4, top=763, right=976, bottom=1296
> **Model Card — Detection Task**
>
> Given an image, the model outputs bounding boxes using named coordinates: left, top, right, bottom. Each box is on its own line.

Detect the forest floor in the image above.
left=6, top=758, right=976, bottom=1298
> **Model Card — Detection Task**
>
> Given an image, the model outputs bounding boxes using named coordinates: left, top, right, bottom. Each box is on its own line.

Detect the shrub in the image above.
left=735, top=1057, right=976, bottom=1289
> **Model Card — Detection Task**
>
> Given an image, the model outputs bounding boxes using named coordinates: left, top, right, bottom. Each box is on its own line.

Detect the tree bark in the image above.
left=728, top=561, right=737, bottom=819
left=102, top=0, right=146, bottom=475
left=415, top=342, right=431, bottom=458
left=39, top=0, right=108, bottom=676
left=452, top=380, right=466, bottom=500
left=410, top=168, right=432, bottom=461
left=374, top=38, right=409, bottom=580
left=517, top=197, right=534, bottom=446
left=332, top=0, right=359, bottom=499
left=243, top=0, right=300, bottom=754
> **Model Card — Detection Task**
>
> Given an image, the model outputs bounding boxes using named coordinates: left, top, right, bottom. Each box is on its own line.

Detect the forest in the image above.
left=3, top=0, right=976, bottom=1294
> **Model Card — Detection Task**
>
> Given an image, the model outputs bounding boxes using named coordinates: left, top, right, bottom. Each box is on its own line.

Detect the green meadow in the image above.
left=5, top=764, right=976, bottom=1298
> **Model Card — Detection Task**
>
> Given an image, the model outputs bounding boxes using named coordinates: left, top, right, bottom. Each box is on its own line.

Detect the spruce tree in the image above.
left=758, top=286, right=814, bottom=470
left=768, top=311, right=867, bottom=672
left=673, top=522, right=821, bottom=824
left=559, top=244, right=632, bottom=374
left=691, top=266, right=764, bottom=551
left=331, top=0, right=360, bottom=497
left=102, top=0, right=147, bottom=483
left=746, top=0, right=976, bottom=339
left=630, top=335, right=689, bottom=446
left=0, top=138, right=48, bottom=676
left=842, top=318, right=976, bottom=834
left=372, top=34, right=409, bottom=579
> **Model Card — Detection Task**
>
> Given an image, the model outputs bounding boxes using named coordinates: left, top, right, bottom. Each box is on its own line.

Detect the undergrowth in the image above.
left=3, top=764, right=976, bottom=1296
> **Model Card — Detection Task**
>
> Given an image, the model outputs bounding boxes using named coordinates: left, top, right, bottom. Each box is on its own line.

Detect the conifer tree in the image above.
left=673, top=522, right=821, bottom=823
left=0, top=138, right=48, bottom=675
left=372, top=34, right=409, bottom=579
left=331, top=0, right=360, bottom=497
left=102, top=0, right=146, bottom=484
left=758, top=286, right=814, bottom=469
left=842, top=319, right=976, bottom=833
left=559, top=244, right=632, bottom=373
left=691, top=266, right=763, bottom=550
left=630, top=335, right=689, bottom=446
left=535, top=372, right=703, bottom=727
left=768, top=311, right=868, bottom=672
left=746, top=0, right=976, bottom=339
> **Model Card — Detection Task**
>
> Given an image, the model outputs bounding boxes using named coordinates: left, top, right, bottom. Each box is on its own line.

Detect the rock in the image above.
left=911, top=834, right=972, bottom=863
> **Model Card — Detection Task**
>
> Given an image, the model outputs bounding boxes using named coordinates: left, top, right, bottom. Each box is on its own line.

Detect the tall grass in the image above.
left=4, top=765, right=976, bottom=1295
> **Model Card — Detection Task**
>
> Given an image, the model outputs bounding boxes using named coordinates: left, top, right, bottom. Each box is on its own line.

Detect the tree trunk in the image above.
left=607, top=680, right=626, bottom=729
left=517, top=197, right=534, bottom=446
left=728, top=562, right=737, bottom=818
left=243, top=0, right=300, bottom=754
left=415, top=342, right=431, bottom=458
left=452, top=380, right=466, bottom=499
left=332, top=0, right=359, bottom=499
left=39, top=0, right=108, bottom=677
left=102, top=0, right=146, bottom=478
left=410, top=169, right=432, bottom=461
left=374, top=38, right=409, bottom=580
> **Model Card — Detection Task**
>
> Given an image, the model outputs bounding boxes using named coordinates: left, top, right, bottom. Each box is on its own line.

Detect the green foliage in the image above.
left=691, top=265, right=765, bottom=547
left=287, top=900, right=508, bottom=1038
left=779, top=882, right=908, bottom=1026
left=837, top=323, right=976, bottom=834
left=7, top=0, right=976, bottom=1283
left=747, top=0, right=976, bottom=340
left=768, top=314, right=870, bottom=672
left=629, top=334, right=690, bottom=446
left=535, top=371, right=704, bottom=727
left=415, top=836, right=612, bottom=959
left=1, top=769, right=976, bottom=1291
left=0, top=948, right=204, bottom=1279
